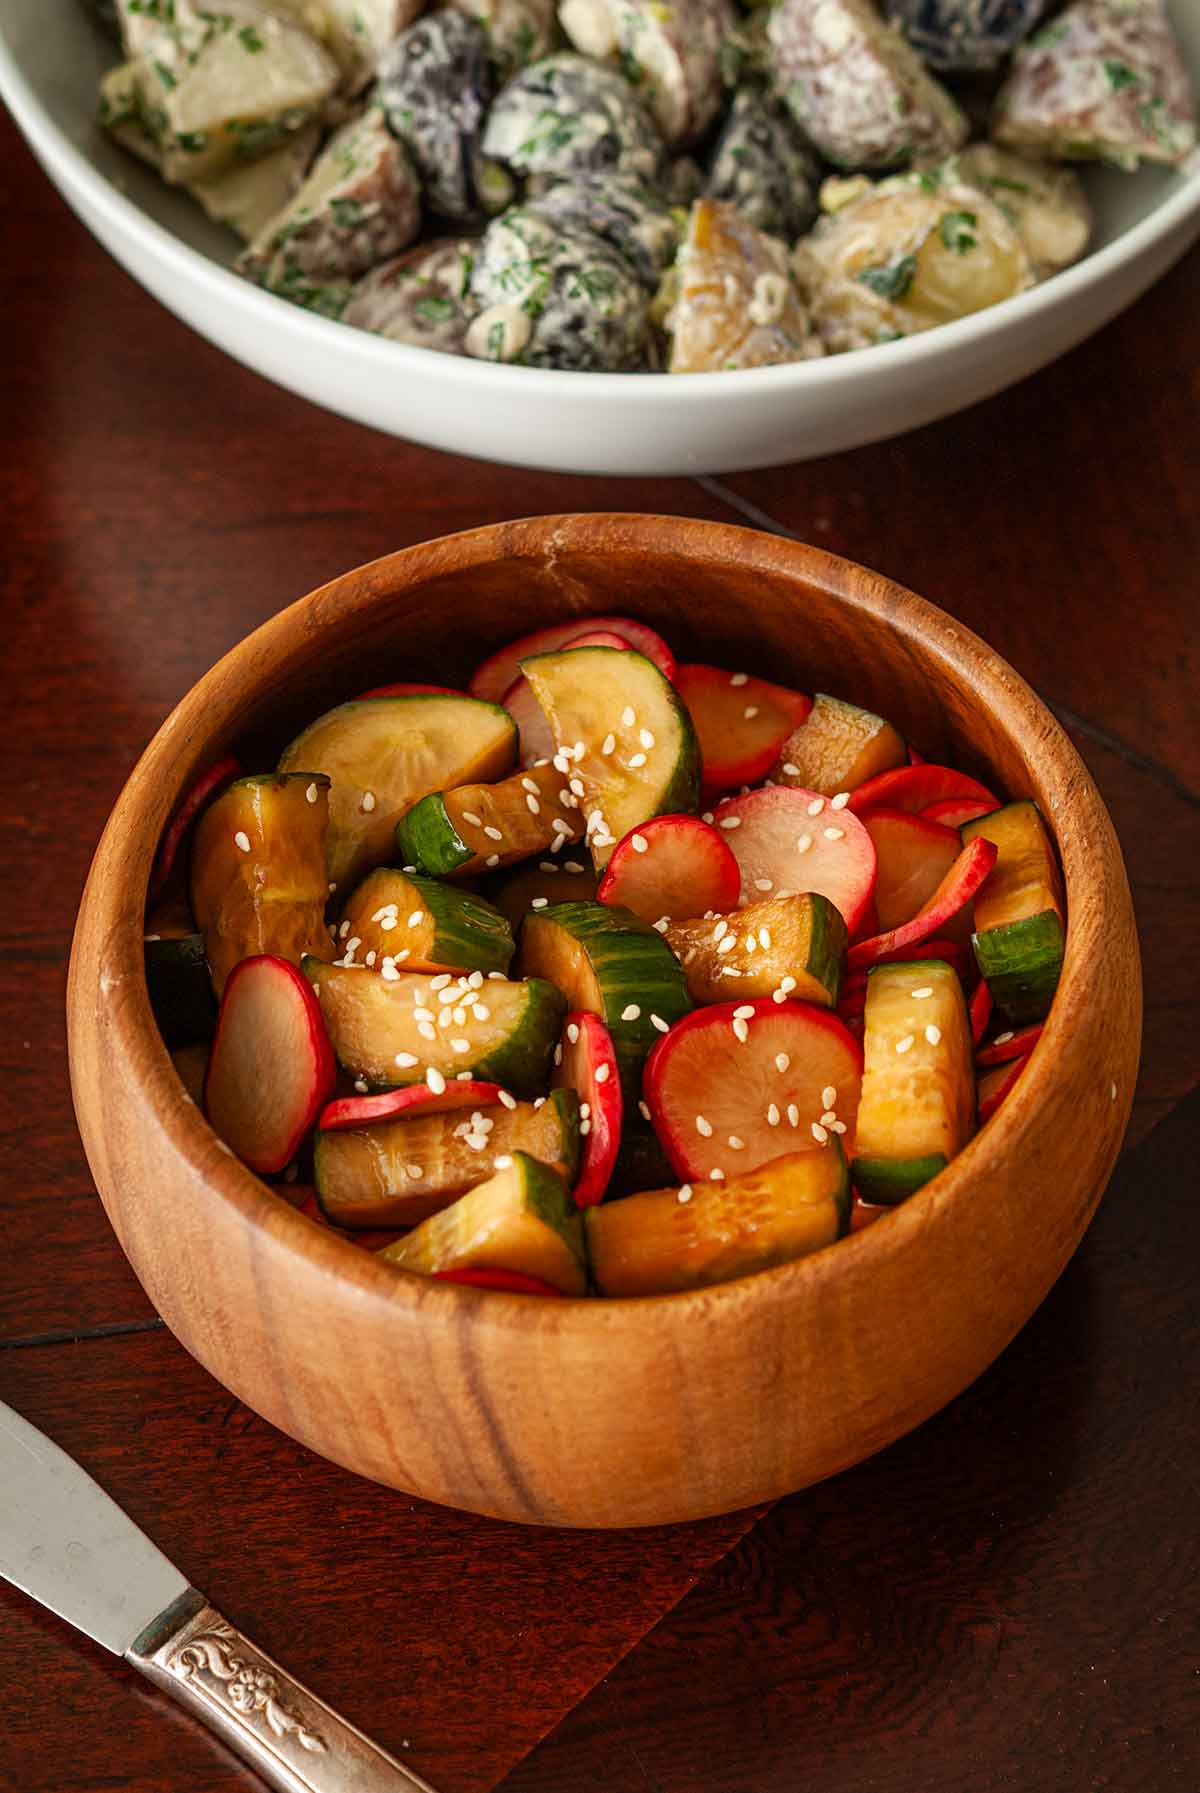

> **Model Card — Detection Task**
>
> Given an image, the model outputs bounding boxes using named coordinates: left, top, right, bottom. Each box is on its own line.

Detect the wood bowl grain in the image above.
left=67, top=516, right=1141, bottom=1528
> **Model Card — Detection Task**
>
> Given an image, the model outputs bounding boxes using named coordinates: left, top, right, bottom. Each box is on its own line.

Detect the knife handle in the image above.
left=126, top=1589, right=438, bottom=1793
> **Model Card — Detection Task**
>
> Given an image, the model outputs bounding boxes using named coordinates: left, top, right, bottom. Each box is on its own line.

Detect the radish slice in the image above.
left=846, top=763, right=999, bottom=817
left=977, top=1022, right=1044, bottom=1067
left=319, top=1079, right=506, bottom=1132
left=644, top=998, right=862, bottom=1182
left=711, top=786, right=877, bottom=939
left=353, top=681, right=465, bottom=700
left=434, top=1267, right=565, bottom=1295
left=205, top=955, right=335, bottom=1174
left=921, top=795, right=999, bottom=828
left=977, top=1053, right=1030, bottom=1123
left=969, top=978, right=993, bottom=1047
left=859, top=807, right=962, bottom=931
left=470, top=616, right=676, bottom=703
left=150, top=754, right=241, bottom=900
left=673, top=663, right=812, bottom=798
left=850, top=1192, right=889, bottom=1232
left=848, top=837, right=998, bottom=972
left=551, top=1012, right=622, bottom=1206
left=908, top=745, right=926, bottom=765
left=503, top=630, right=630, bottom=766
left=597, top=814, right=741, bottom=924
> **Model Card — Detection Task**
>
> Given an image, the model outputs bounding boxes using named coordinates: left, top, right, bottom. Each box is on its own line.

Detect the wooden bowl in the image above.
left=67, top=516, right=1140, bottom=1528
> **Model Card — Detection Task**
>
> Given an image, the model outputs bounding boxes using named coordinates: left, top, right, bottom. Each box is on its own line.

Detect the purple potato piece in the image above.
left=887, top=0, right=1046, bottom=73
left=706, top=87, right=820, bottom=242
left=379, top=12, right=497, bottom=218
left=468, top=206, right=652, bottom=367
left=482, top=52, right=665, bottom=181
left=558, top=0, right=735, bottom=146
left=526, top=172, right=680, bottom=286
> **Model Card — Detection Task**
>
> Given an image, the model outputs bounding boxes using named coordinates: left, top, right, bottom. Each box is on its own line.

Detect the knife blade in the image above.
left=0, top=1399, right=438, bottom=1793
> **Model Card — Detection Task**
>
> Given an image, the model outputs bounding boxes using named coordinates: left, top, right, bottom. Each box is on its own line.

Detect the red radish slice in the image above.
left=908, top=744, right=926, bottom=765
left=204, top=955, right=335, bottom=1175
left=150, top=754, right=241, bottom=899
left=434, top=1267, right=566, bottom=1295
left=848, top=837, right=997, bottom=972
left=673, top=663, right=812, bottom=798
left=921, top=795, right=999, bottom=828
left=969, top=978, right=993, bottom=1047
left=470, top=615, right=676, bottom=703
left=977, top=1022, right=1044, bottom=1067
left=838, top=982, right=866, bottom=1021
left=503, top=631, right=630, bottom=765
left=977, top=1053, right=1030, bottom=1123
left=846, top=763, right=999, bottom=817
left=597, top=814, right=741, bottom=923
left=552, top=1011, right=623, bottom=1206
left=859, top=807, right=962, bottom=932
left=319, top=1080, right=505, bottom=1132
left=711, top=786, right=877, bottom=939
left=354, top=681, right=465, bottom=700
left=850, top=1193, right=888, bottom=1232
left=644, top=998, right=862, bottom=1182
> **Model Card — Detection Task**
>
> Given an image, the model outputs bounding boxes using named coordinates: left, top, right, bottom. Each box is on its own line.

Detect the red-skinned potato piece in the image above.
left=551, top=1012, right=622, bottom=1206
left=204, top=955, right=335, bottom=1175
left=353, top=681, right=466, bottom=700
left=319, top=1079, right=506, bottom=1132
left=977, top=1022, right=1044, bottom=1067
left=434, top=1267, right=566, bottom=1295
left=859, top=807, right=962, bottom=932
left=644, top=997, right=862, bottom=1182
left=470, top=616, right=676, bottom=703
left=503, top=631, right=630, bottom=765
left=673, top=663, right=812, bottom=798
left=921, top=795, right=999, bottom=828
left=969, top=977, right=993, bottom=1047
left=977, top=1053, right=1030, bottom=1123
left=847, top=837, right=998, bottom=972
left=597, top=814, right=741, bottom=924
left=711, top=786, right=877, bottom=940
left=150, top=754, right=241, bottom=901
left=846, top=763, right=999, bottom=817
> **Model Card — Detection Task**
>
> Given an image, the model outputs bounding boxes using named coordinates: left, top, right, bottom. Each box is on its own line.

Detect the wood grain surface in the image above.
left=1, top=106, right=1197, bottom=1790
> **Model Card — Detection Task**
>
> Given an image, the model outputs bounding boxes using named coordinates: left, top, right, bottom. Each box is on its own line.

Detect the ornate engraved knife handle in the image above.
left=127, top=1590, right=439, bottom=1793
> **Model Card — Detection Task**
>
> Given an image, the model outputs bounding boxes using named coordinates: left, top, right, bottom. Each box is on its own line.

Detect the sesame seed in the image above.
left=468, top=971, right=484, bottom=988
left=566, top=1022, right=580, bottom=1045
left=572, top=741, right=586, bottom=760
left=695, top=1114, right=713, bottom=1137
left=305, top=783, right=319, bottom=804
left=767, top=1103, right=780, bottom=1126
left=776, top=1053, right=790, bottom=1073
left=717, top=935, right=736, bottom=955
left=787, top=1104, right=800, bottom=1127
left=925, top=1024, right=942, bottom=1046
left=451, top=1038, right=471, bottom=1053
left=733, top=1018, right=749, bottom=1043
left=483, top=825, right=504, bottom=841
left=823, top=827, right=845, bottom=842
left=730, top=672, right=748, bottom=687
left=709, top=1168, right=725, bottom=1181
left=811, top=1122, right=829, bottom=1144
left=339, top=920, right=351, bottom=938
left=365, top=951, right=377, bottom=967
left=806, top=798, right=825, bottom=817
left=782, top=763, right=800, bottom=776
left=821, top=1085, right=837, bottom=1108
left=553, top=1042, right=563, bottom=1066
left=594, top=1063, right=611, bottom=1085
left=493, top=1154, right=514, bottom=1170
left=526, top=794, right=541, bottom=814
left=345, top=937, right=361, bottom=956
left=381, top=962, right=400, bottom=981
left=796, top=835, right=812, bottom=854
left=395, top=950, right=410, bottom=963
left=759, top=928, right=771, bottom=949
left=564, top=860, right=586, bottom=873
left=520, top=776, right=539, bottom=795
left=354, top=1078, right=368, bottom=1093
left=911, top=987, right=934, bottom=1000
left=426, top=1066, right=446, bottom=1094
left=461, top=810, right=482, bottom=826
left=487, top=970, right=506, bottom=979
left=472, top=1005, right=490, bottom=1022
left=677, top=1185, right=693, bottom=1204
left=630, top=833, right=648, bottom=854
left=234, top=831, right=251, bottom=853
left=779, top=976, right=796, bottom=993
left=456, top=1071, right=473, bottom=1081
left=830, top=791, right=850, bottom=810
left=539, top=861, right=559, bottom=874
left=743, top=705, right=759, bottom=720
left=580, top=1118, right=591, bottom=1136
left=430, top=974, right=452, bottom=990
left=653, top=917, right=670, bottom=934
left=702, top=811, right=714, bottom=824
left=638, top=1099, right=652, bottom=1122
left=361, top=791, right=376, bottom=813
left=830, top=1120, right=847, bottom=1134
left=713, top=919, right=728, bottom=941
left=745, top=935, right=758, bottom=955
left=650, top=1014, right=670, bottom=1033
left=600, top=732, right=616, bottom=757
left=406, top=1164, right=423, bottom=1181
left=754, top=878, right=773, bottom=892
left=820, top=1110, right=838, bottom=1126
left=628, top=753, right=647, bottom=769
left=621, top=1004, right=641, bottom=1021
left=639, top=728, right=655, bottom=748
left=407, top=911, right=424, bottom=929
left=895, top=1035, right=915, bottom=1054
left=531, top=896, right=549, bottom=909
left=572, top=781, right=589, bottom=801
left=395, top=1050, right=418, bottom=1068
left=719, top=815, right=741, bottom=829
left=417, top=1022, right=437, bottom=1041
left=553, top=752, right=572, bottom=773
left=579, top=1103, right=591, bottom=1120
left=728, top=1135, right=745, bottom=1150
left=994, top=1031, right=1014, bottom=1044
left=621, top=706, right=636, bottom=727
left=328, top=881, right=337, bottom=893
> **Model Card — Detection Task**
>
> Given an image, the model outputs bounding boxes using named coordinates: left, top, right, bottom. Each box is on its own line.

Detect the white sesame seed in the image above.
left=713, top=919, right=728, bottom=941
left=594, top=1063, right=611, bottom=1085
left=472, top=1004, right=490, bottom=1022
left=580, top=1118, right=591, bottom=1136
left=701, top=811, right=714, bottom=825
left=366, top=951, right=377, bottom=967
left=487, top=970, right=505, bottom=979
left=566, top=1022, right=579, bottom=1045
left=345, top=937, right=362, bottom=956
left=451, top=1038, right=471, bottom=1053
left=807, top=798, right=825, bottom=817
left=564, top=860, right=585, bottom=873
left=493, top=1154, right=514, bottom=1170
left=730, top=672, right=748, bottom=687
left=461, top=810, right=482, bottom=826
left=787, top=1103, right=800, bottom=1127
left=823, top=827, right=845, bottom=842
left=360, top=791, right=376, bottom=814
left=426, top=1066, right=446, bottom=1094
left=339, top=920, right=351, bottom=938
left=830, top=1120, right=847, bottom=1134
left=994, top=1031, right=1014, bottom=1044
left=745, top=935, right=758, bottom=955
left=406, top=1164, right=423, bottom=1181
left=417, top=1022, right=437, bottom=1041
left=759, top=928, right=771, bottom=950
left=621, top=1004, right=641, bottom=1021
left=486, top=854, right=501, bottom=868
left=483, top=825, right=504, bottom=841
left=627, top=753, right=648, bottom=769
left=650, top=1014, right=670, bottom=1033
left=234, top=830, right=251, bottom=853
left=382, top=962, right=400, bottom=981
left=821, top=1086, right=837, bottom=1109
left=599, top=733, right=616, bottom=759
left=796, top=834, right=812, bottom=854
left=779, top=976, right=796, bottom=993
left=394, top=950, right=410, bottom=963
left=709, top=1168, right=725, bottom=1181
left=775, top=1053, right=790, bottom=1073
left=767, top=1103, right=780, bottom=1126
left=743, top=705, right=759, bottom=720
left=639, top=1099, right=652, bottom=1121
left=328, top=881, right=337, bottom=892
left=630, top=833, right=649, bottom=854
left=695, top=1114, right=713, bottom=1137
left=456, top=1071, right=473, bottom=1081
left=733, top=1018, right=749, bottom=1043
left=572, top=741, right=586, bottom=760
left=579, top=1103, right=590, bottom=1120
left=531, top=896, right=549, bottom=909
left=539, top=861, right=559, bottom=874
left=305, top=783, right=319, bottom=804
left=553, top=1042, right=563, bottom=1066
left=830, top=791, right=850, bottom=810
left=553, top=752, right=571, bottom=773
left=717, top=935, right=736, bottom=955
left=811, top=1122, right=829, bottom=1145
left=728, top=1135, right=745, bottom=1150
left=754, top=878, right=774, bottom=892
left=782, top=763, right=800, bottom=776
left=520, top=776, right=539, bottom=795
left=925, top=1024, right=942, bottom=1046
left=677, top=1184, right=693, bottom=1204
left=911, top=987, right=934, bottom=1000
left=354, top=1078, right=368, bottom=1093
left=621, top=706, right=636, bottom=728
left=653, top=917, right=670, bottom=934
left=525, top=794, right=541, bottom=814
left=821, top=1110, right=838, bottom=1126
left=639, top=729, right=655, bottom=749
left=407, top=911, right=424, bottom=929
left=718, top=815, right=741, bottom=830
left=895, top=1034, right=915, bottom=1054
left=430, top=974, right=452, bottom=990
left=573, top=782, right=589, bottom=801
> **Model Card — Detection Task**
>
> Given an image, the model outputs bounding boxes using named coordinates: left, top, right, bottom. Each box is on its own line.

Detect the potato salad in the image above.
left=93, top=0, right=1196, bottom=371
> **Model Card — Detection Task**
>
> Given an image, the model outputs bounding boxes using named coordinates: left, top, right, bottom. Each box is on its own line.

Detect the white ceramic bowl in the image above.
left=4, top=5, right=1198, bottom=475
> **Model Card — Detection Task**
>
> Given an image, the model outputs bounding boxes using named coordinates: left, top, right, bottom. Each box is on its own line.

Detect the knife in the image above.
left=0, top=1399, right=438, bottom=1793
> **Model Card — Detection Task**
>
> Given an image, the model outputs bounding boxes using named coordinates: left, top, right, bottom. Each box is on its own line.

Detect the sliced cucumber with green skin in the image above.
left=278, top=694, right=517, bottom=893
left=144, top=935, right=217, bottom=1049
left=520, top=647, right=701, bottom=868
left=517, top=900, right=692, bottom=1101
left=378, top=1151, right=588, bottom=1295
left=338, top=869, right=513, bottom=976
left=665, top=893, right=846, bottom=1008
left=302, top=959, right=564, bottom=1097
left=396, top=760, right=583, bottom=878
left=850, top=959, right=974, bottom=1206
left=962, top=800, right=1065, bottom=1026
left=587, top=1142, right=850, bottom=1296
left=314, top=1088, right=580, bottom=1228
left=190, top=772, right=335, bottom=997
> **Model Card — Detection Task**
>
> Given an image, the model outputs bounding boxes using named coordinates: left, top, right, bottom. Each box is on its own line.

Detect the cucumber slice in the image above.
left=396, top=760, right=584, bottom=878
left=850, top=959, right=974, bottom=1205
left=665, top=893, right=846, bottom=1008
left=587, top=1142, right=850, bottom=1296
left=338, top=869, right=514, bottom=976
left=772, top=692, right=907, bottom=796
left=487, top=855, right=599, bottom=931
left=504, top=630, right=632, bottom=766
left=378, top=1152, right=588, bottom=1295
left=278, top=694, right=517, bottom=893
left=520, top=647, right=701, bottom=868
left=191, top=772, right=335, bottom=997
left=517, top=900, right=692, bottom=1100
left=144, top=934, right=217, bottom=1049
left=962, top=801, right=1066, bottom=1026
left=314, top=1088, right=580, bottom=1227
left=302, top=960, right=564, bottom=1097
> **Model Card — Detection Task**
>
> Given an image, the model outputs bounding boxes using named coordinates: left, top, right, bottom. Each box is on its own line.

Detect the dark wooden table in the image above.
left=2, top=108, right=1197, bottom=1793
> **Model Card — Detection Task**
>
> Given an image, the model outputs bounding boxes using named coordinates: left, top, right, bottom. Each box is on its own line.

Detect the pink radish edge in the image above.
left=204, top=955, right=335, bottom=1175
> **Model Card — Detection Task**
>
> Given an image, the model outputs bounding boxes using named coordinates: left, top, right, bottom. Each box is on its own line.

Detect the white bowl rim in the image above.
left=3, top=20, right=1199, bottom=407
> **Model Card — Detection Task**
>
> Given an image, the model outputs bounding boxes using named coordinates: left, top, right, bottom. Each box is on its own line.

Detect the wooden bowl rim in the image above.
left=75, top=513, right=1135, bottom=1339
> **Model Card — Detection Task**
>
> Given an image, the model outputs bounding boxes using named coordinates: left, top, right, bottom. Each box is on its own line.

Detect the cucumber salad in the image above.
left=148, top=612, right=1068, bottom=1298
left=92, top=0, right=1195, bottom=370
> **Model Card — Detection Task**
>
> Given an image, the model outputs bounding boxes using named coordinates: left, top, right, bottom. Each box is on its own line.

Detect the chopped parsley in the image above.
left=330, top=197, right=365, bottom=229
left=415, top=295, right=456, bottom=323
left=855, top=254, right=917, bottom=302
left=988, top=175, right=1032, bottom=197
left=152, top=60, right=177, bottom=91
left=938, top=210, right=978, bottom=255
left=1104, top=59, right=1141, bottom=94
left=238, top=25, right=265, bottom=54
